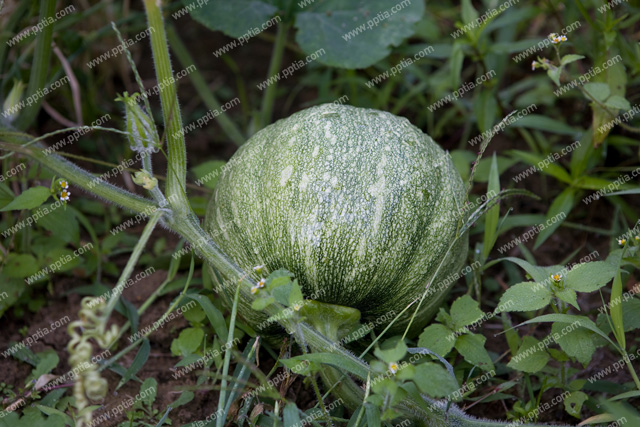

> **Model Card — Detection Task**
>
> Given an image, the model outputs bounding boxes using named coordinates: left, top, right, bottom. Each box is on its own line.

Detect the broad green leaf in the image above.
left=604, top=95, right=631, bottom=111
left=450, top=295, right=484, bottom=330
left=515, top=313, right=617, bottom=348
left=555, top=288, right=579, bottom=310
left=284, top=402, right=302, bottom=427
left=295, top=0, right=425, bottom=69
left=170, top=390, right=194, bottom=408
left=365, top=403, right=382, bottom=427
left=26, top=350, right=59, bottom=384
left=483, top=153, right=500, bottom=258
left=374, top=339, right=407, bottom=364
left=191, top=0, right=278, bottom=39
left=251, top=295, right=275, bottom=310
left=0, top=186, right=50, bottom=211
left=583, top=82, right=610, bottom=102
left=496, top=282, right=552, bottom=312
left=35, top=205, right=79, bottom=245
left=417, top=324, right=456, bottom=356
left=117, top=339, right=150, bottom=390
left=455, top=333, right=494, bottom=371
left=175, top=327, right=204, bottom=355
left=547, top=67, right=561, bottom=86
left=564, top=391, right=588, bottom=418
left=551, top=323, right=595, bottom=365
left=534, top=187, right=574, bottom=249
left=565, top=261, right=616, bottom=293
left=413, top=362, right=459, bottom=398
left=34, top=405, right=74, bottom=426
left=499, top=257, right=562, bottom=284
left=507, top=336, right=549, bottom=373
left=4, top=253, right=39, bottom=279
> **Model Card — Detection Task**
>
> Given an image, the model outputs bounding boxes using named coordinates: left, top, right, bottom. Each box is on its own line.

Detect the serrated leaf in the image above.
left=455, top=333, right=494, bottom=371
left=497, top=282, right=552, bottom=312
left=450, top=295, right=484, bottom=330
left=251, top=296, right=275, bottom=311
left=139, top=378, right=157, bottom=406
left=555, top=287, right=579, bottom=310
left=5, top=253, right=39, bottom=279
left=604, top=95, right=631, bottom=111
left=175, top=327, right=204, bottom=355
left=551, top=323, right=595, bottom=365
left=295, top=0, right=425, bottom=69
left=413, top=362, right=459, bottom=398
left=500, top=257, right=563, bottom=284
left=417, top=324, right=456, bottom=356
left=374, top=339, right=407, bottom=365
left=35, top=205, right=79, bottom=245
left=565, top=261, right=616, bottom=293
left=0, top=186, right=50, bottom=211
left=507, top=336, right=549, bottom=373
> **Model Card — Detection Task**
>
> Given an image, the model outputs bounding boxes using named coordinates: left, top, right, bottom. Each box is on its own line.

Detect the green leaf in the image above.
left=499, top=257, right=562, bottom=284
left=34, top=404, right=74, bottom=426
left=450, top=295, right=484, bottom=330
left=285, top=352, right=368, bottom=378
left=169, top=390, right=194, bottom=408
left=139, top=377, right=157, bottom=406
left=455, top=333, right=494, bottom=371
left=583, top=82, right=610, bottom=102
left=418, top=324, right=456, bottom=356
left=551, top=323, right=595, bottom=365
left=515, top=313, right=618, bottom=348
left=4, top=253, right=39, bottom=279
left=565, top=261, right=616, bottom=293
left=460, top=0, right=479, bottom=26
left=473, top=89, right=499, bottom=135
left=190, top=160, right=226, bottom=189
left=374, top=339, right=407, bottom=364
left=186, top=294, right=229, bottom=342
left=534, top=187, right=574, bottom=249
left=413, top=362, right=459, bottom=398
left=511, top=114, right=579, bottom=136
left=450, top=41, right=464, bottom=89
left=175, top=327, right=204, bottom=355
left=564, top=391, right=588, bottom=418
left=284, top=402, right=302, bottom=427
left=560, top=54, right=584, bottom=66
left=251, top=296, right=275, bottom=311
left=117, top=339, right=150, bottom=390
left=604, top=95, right=631, bottom=111
left=507, top=336, right=549, bottom=373
left=610, top=265, right=625, bottom=348
left=483, top=153, right=500, bottom=258
left=554, top=287, right=579, bottom=310
left=35, top=205, right=79, bottom=245
left=295, top=0, right=425, bottom=69
left=547, top=67, right=561, bottom=87
left=0, top=186, right=50, bottom=211
left=496, top=282, right=552, bottom=312
left=191, top=0, right=278, bottom=39
left=26, top=349, right=59, bottom=384
left=508, top=149, right=572, bottom=184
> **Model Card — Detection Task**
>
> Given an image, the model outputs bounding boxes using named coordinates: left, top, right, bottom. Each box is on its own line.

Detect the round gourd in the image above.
left=204, top=104, right=468, bottom=337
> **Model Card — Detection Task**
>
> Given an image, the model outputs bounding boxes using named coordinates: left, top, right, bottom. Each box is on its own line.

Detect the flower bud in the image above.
left=2, top=80, right=26, bottom=123
left=132, top=169, right=158, bottom=190
left=115, top=92, right=161, bottom=153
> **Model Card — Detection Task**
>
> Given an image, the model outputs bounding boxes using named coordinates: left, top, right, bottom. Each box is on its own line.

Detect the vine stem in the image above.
left=104, top=210, right=162, bottom=318
left=143, top=0, right=190, bottom=218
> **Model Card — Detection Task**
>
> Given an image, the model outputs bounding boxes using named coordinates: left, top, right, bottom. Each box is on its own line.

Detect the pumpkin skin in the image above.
left=204, top=104, right=468, bottom=337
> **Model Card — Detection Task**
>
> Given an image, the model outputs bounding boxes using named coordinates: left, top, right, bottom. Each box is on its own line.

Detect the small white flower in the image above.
left=59, top=180, right=69, bottom=189
left=388, top=362, right=399, bottom=374
left=551, top=273, right=562, bottom=283
left=59, top=190, right=70, bottom=201
left=250, top=285, right=259, bottom=295
left=257, top=278, right=266, bottom=289
left=618, top=239, right=626, bottom=246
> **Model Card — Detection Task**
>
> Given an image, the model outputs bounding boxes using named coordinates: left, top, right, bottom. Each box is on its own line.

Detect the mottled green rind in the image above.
left=205, top=104, right=468, bottom=337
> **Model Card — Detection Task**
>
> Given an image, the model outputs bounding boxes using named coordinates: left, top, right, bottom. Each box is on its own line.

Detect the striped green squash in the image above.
left=205, top=104, right=468, bottom=337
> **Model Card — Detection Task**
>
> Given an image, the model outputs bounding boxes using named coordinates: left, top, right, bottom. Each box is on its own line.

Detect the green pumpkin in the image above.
left=205, top=104, right=468, bottom=338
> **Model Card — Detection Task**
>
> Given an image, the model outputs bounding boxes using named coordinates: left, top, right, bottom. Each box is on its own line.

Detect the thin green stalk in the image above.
left=143, top=0, right=190, bottom=218
left=104, top=211, right=162, bottom=318
left=256, top=22, right=289, bottom=132
left=0, top=138, right=156, bottom=215
left=15, top=0, right=56, bottom=130
left=216, top=280, right=242, bottom=427
left=165, top=24, right=246, bottom=146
